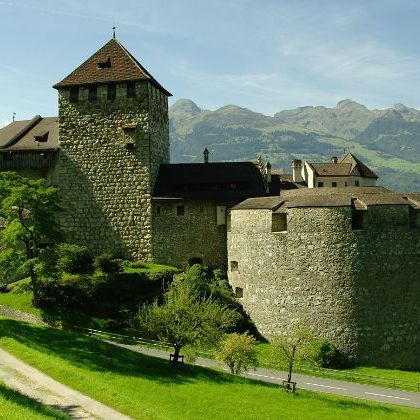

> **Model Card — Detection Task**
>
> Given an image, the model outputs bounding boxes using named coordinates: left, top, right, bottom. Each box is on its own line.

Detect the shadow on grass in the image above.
left=0, top=318, right=239, bottom=386
left=0, top=382, right=67, bottom=419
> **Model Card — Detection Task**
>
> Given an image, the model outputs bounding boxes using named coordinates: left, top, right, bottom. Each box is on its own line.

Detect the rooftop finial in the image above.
left=12, top=112, right=16, bottom=122
left=113, top=26, right=116, bottom=39
left=203, top=148, right=209, bottom=163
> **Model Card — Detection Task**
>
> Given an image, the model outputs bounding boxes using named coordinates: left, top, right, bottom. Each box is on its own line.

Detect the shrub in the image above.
left=312, top=340, right=347, bottom=368
left=93, top=253, right=123, bottom=274
left=129, top=261, right=147, bottom=269
left=56, top=243, right=93, bottom=274
left=218, top=332, right=259, bottom=374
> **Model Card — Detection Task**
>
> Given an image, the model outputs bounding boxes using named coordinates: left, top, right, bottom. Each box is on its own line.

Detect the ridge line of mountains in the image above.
left=169, top=99, right=420, bottom=191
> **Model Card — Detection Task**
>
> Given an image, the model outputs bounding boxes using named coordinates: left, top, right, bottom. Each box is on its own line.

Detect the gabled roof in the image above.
left=0, top=116, right=59, bottom=151
left=53, top=38, right=171, bottom=96
left=339, top=153, right=378, bottom=179
left=153, top=162, right=266, bottom=201
left=308, top=162, right=352, bottom=177
left=306, top=153, right=378, bottom=179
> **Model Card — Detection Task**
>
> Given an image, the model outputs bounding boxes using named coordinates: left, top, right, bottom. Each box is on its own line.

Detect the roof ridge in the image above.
left=2, top=115, right=43, bottom=149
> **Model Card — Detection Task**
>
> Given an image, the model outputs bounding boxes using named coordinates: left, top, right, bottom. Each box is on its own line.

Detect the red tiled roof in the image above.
left=53, top=38, right=171, bottom=96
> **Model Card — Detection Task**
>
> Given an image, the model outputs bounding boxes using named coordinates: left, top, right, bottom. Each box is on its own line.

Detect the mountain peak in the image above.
left=170, top=99, right=202, bottom=122
left=336, top=99, right=367, bottom=111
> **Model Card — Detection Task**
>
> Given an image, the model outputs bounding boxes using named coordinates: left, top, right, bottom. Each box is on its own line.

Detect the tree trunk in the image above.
left=287, top=345, right=296, bottom=383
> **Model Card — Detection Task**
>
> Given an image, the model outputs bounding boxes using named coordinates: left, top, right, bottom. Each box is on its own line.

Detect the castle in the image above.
left=0, top=38, right=419, bottom=368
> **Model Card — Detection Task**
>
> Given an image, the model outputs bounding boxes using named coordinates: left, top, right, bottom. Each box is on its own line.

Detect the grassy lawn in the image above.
left=0, top=380, right=66, bottom=419
left=258, top=343, right=420, bottom=391
left=123, top=262, right=178, bottom=273
left=0, top=319, right=418, bottom=419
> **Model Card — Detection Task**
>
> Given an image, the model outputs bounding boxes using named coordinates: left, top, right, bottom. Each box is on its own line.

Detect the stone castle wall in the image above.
left=54, top=81, right=169, bottom=259
left=152, top=200, right=227, bottom=269
left=228, top=205, right=420, bottom=369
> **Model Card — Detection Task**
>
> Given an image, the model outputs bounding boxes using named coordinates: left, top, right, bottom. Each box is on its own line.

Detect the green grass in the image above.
left=123, top=262, right=178, bottom=273
left=0, top=319, right=418, bottom=419
left=0, top=380, right=66, bottom=419
left=257, top=343, right=420, bottom=391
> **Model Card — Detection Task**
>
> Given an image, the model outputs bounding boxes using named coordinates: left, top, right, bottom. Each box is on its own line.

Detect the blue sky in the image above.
left=1, top=0, right=420, bottom=126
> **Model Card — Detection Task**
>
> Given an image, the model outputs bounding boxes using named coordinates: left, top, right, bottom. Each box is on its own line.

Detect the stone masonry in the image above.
left=55, top=81, right=169, bottom=259
left=228, top=202, right=420, bottom=369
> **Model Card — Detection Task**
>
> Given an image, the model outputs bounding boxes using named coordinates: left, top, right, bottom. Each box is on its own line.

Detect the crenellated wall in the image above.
left=228, top=204, right=420, bottom=368
left=54, top=81, right=169, bottom=259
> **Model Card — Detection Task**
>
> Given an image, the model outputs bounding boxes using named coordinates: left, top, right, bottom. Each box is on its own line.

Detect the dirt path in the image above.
left=0, top=348, right=131, bottom=420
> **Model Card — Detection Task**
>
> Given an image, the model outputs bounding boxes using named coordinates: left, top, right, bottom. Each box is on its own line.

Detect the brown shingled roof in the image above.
left=0, top=117, right=59, bottom=151
left=233, top=188, right=420, bottom=210
left=53, top=38, right=171, bottom=96
left=339, top=153, right=378, bottom=179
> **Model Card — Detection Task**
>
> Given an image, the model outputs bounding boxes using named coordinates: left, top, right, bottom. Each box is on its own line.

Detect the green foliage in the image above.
left=311, top=340, right=350, bottom=369
left=93, top=253, right=122, bottom=274
left=272, top=319, right=315, bottom=383
left=218, top=332, right=259, bottom=374
left=56, top=243, right=92, bottom=274
left=0, top=248, right=26, bottom=284
left=0, top=173, right=60, bottom=307
left=137, top=279, right=240, bottom=364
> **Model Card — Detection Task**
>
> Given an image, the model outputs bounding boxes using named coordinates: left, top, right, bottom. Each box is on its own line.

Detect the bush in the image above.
left=218, top=332, right=259, bottom=374
left=129, top=261, right=147, bottom=269
left=56, top=243, right=93, bottom=274
left=93, top=253, right=123, bottom=274
left=312, top=340, right=347, bottom=368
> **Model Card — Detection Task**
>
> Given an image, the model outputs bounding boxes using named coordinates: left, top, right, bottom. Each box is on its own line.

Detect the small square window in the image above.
left=352, top=210, right=365, bottom=230
left=355, top=180, right=360, bottom=187
left=235, top=287, right=243, bottom=298
left=318, top=182, right=324, bottom=187
left=230, top=261, right=238, bottom=272
left=69, top=86, right=79, bottom=103
left=176, top=205, right=185, bottom=216
left=88, top=85, right=97, bottom=101
left=107, top=83, right=116, bottom=101
left=332, top=182, right=337, bottom=187
left=127, top=82, right=136, bottom=98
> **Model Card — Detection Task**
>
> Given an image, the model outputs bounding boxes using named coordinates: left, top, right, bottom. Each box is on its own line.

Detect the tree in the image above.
left=137, top=280, right=240, bottom=365
left=0, top=173, right=60, bottom=307
left=218, top=332, right=259, bottom=374
left=272, top=319, right=314, bottom=387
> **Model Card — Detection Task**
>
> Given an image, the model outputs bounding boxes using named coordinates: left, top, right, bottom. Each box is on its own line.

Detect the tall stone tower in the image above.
left=53, top=38, right=171, bottom=259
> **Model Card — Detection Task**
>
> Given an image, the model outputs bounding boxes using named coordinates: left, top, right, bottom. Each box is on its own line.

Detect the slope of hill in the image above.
left=169, top=99, right=420, bottom=191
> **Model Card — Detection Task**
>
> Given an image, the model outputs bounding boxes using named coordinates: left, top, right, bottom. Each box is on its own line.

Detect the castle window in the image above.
left=127, top=82, right=136, bottom=98
left=97, top=57, right=111, bottom=69
left=34, top=132, right=48, bottom=142
left=231, top=261, right=238, bottom=272
left=88, top=85, right=97, bottom=101
left=235, top=287, right=243, bottom=298
left=332, top=182, right=337, bottom=187
left=69, top=87, right=79, bottom=103
left=355, top=180, right=360, bottom=186
left=189, top=257, right=203, bottom=266
left=272, top=213, right=287, bottom=232
left=345, top=182, right=348, bottom=186
left=352, top=209, right=365, bottom=230
left=318, top=182, right=324, bottom=187
left=176, top=205, right=185, bottom=216
left=107, top=83, right=116, bottom=101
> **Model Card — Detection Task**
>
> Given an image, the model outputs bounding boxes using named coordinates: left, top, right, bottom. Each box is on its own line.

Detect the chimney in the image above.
left=265, top=161, right=272, bottom=183
left=331, top=156, right=338, bottom=164
left=292, top=159, right=303, bottom=182
left=203, top=148, right=209, bottom=163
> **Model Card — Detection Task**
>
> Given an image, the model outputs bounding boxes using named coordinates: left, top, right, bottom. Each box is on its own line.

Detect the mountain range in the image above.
left=169, top=99, right=420, bottom=191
